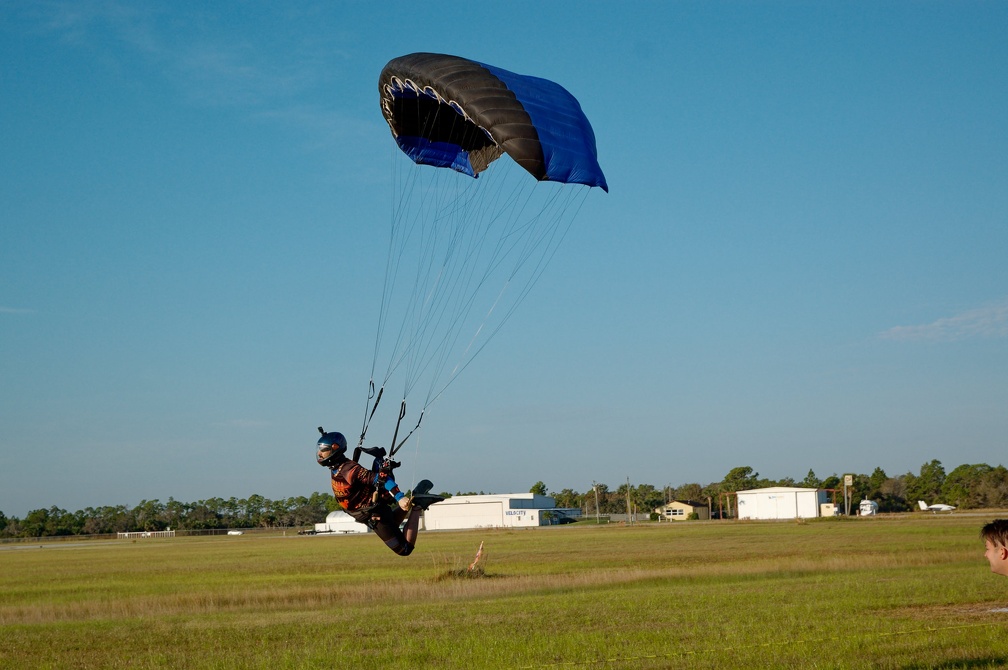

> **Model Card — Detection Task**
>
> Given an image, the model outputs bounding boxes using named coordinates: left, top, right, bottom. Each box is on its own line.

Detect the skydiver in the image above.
left=316, top=430, right=443, bottom=556
left=981, top=519, right=1008, bottom=577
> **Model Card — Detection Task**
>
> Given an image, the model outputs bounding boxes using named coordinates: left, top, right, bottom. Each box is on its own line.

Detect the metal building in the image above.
left=422, top=493, right=562, bottom=530
left=736, top=487, right=828, bottom=520
left=314, top=510, right=368, bottom=534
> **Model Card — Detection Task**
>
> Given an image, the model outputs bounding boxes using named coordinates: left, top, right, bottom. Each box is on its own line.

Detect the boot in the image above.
left=409, top=493, right=445, bottom=510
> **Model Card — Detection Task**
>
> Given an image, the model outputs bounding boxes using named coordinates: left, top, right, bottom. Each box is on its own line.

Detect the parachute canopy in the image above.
left=379, top=52, right=608, bottom=192
left=360, top=53, right=607, bottom=458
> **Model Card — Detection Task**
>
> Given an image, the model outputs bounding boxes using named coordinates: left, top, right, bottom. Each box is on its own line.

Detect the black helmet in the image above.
left=316, top=428, right=348, bottom=466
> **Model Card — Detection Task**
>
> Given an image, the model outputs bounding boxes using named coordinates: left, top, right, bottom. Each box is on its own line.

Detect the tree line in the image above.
left=535, top=459, right=1008, bottom=517
left=0, top=493, right=336, bottom=539
left=2, top=459, right=1005, bottom=539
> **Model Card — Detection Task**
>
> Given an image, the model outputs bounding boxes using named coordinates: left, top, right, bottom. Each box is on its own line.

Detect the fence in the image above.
left=116, top=530, right=176, bottom=539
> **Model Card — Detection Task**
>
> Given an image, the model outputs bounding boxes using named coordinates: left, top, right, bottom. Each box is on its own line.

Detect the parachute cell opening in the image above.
left=383, top=78, right=502, bottom=177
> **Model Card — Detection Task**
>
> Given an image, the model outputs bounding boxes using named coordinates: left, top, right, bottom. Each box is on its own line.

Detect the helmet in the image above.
left=316, top=430, right=348, bottom=466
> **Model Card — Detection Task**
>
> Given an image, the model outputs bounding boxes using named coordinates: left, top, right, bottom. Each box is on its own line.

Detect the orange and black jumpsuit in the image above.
left=329, top=459, right=414, bottom=556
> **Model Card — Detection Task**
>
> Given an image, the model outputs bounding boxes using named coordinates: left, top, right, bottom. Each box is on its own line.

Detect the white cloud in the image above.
left=880, top=299, right=1008, bottom=342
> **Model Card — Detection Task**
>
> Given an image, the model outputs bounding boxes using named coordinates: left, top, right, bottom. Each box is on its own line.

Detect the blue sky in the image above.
left=2, top=2, right=1006, bottom=517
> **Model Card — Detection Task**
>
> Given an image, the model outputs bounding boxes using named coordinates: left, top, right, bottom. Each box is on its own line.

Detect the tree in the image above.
left=906, top=459, right=946, bottom=505
left=821, top=474, right=841, bottom=490
left=529, top=481, right=548, bottom=496
left=722, top=466, right=759, bottom=492
left=634, top=484, right=663, bottom=513
left=222, top=497, right=241, bottom=527
left=164, top=497, right=186, bottom=529
left=801, top=469, right=821, bottom=488
left=674, top=483, right=704, bottom=502
left=134, top=499, right=166, bottom=531
left=21, top=507, right=75, bottom=537
left=879, top=477, right=909, bottom=512
left=615, top=481, right=634, bottom=515
left=866, top=468, right=888, bottom=497
left=186, top=501, right=222, bottom=530
left=246, top=494, right=267, bottom=527
left=0, top=515, right=20, bottom=538
left=700, top=482, right=721, bottom=506
left=553, top=488, right=581, bottom=509
left=943, top=463, right=991, bottom=508
left=973, top=465, right=1008, bottom=509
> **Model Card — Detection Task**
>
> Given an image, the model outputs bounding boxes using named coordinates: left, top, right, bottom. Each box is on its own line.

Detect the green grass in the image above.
left=2, top=515, right=1007, bottom=669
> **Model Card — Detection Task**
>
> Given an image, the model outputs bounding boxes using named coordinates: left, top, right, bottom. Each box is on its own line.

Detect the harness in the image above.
left=331, top=446, right=402, bottom=529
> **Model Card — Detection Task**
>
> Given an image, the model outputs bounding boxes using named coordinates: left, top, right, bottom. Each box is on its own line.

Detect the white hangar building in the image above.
left=736, top=487, right=829, bottom=520
left=422, top=493, right=561, bottom=530
left=314, top=510, right=368, bottom=534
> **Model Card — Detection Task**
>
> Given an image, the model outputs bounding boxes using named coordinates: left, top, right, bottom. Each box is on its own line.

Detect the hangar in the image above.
left=736, top=487, right=828, bottom=520
left=314, top=510, right=368, bottom=534
left=422, top=493, right=571, bottom=530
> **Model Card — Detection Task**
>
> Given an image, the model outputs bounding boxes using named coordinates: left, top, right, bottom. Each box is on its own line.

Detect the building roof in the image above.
left=736, top=487, right=820, bottom=494
left=324, top=510, right=358, bottom=522
left=434, top=493, right=555, bottom=507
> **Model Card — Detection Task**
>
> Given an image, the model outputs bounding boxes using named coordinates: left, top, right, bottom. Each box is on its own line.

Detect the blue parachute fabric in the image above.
left=395, top=135, right=476, bottom=178
left=479, top=62, right=608, bottom=192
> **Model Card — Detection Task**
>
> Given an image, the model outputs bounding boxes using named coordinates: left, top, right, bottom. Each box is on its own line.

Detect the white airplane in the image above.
left=918, top=500, right=956, bottom=514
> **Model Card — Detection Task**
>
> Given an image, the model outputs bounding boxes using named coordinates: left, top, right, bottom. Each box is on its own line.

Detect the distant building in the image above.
left=736, top=487, right=828, bottom=520
left=422, top=493, right=569, bottom=530
left=654, top=500, right=710, bottom=521
left=314, top=510, right=368, bottom=534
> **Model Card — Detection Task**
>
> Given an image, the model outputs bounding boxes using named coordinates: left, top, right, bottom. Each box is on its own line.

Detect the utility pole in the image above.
left=625, top=476, right=632, bottom=524
left=592, top=481, right=600, bottom=524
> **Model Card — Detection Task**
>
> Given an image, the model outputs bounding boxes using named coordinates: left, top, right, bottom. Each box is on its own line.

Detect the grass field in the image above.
left=2, top=514, right=1007, bottom=669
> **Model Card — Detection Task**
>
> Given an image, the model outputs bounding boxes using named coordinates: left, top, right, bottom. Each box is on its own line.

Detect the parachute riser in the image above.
left=358, top=382, right=385, bottom=449
left=389, top=404, right=423, bottom=460
left=388, top=400, right=407, bottom=458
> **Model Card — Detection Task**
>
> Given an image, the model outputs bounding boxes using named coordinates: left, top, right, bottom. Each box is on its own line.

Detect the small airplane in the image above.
left=918, top=500, right=956, bottom=514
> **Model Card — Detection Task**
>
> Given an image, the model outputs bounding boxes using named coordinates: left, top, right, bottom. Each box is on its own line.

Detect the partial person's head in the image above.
left=316, top=429, right=348, bottom=467
left=981, top=519, right=1008, bottom=577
